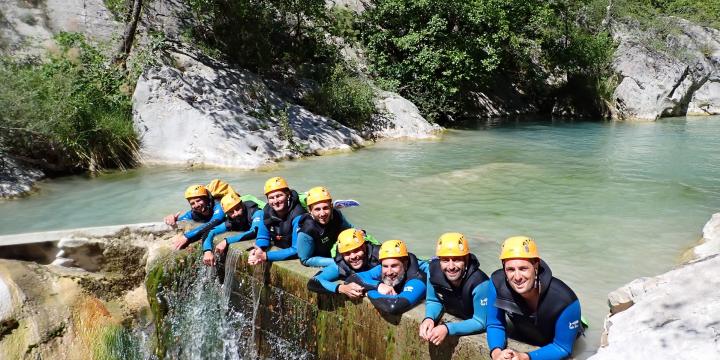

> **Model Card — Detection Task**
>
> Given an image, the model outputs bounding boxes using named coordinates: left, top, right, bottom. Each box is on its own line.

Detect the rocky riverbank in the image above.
left=590, top=213, right=720, bottom=358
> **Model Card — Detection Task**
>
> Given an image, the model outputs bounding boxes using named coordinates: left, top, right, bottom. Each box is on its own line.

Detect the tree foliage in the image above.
left=360, top=0, right=615, bottom=122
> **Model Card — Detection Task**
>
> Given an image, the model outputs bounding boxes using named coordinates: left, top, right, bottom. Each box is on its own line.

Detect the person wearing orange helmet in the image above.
left=164, top=184, right=225, bottom=250
left=487, top=236, right=582, bottom=360
left=201, top=191, right=265, bottom=267
left=348, top=240, right=428, bottom=315
left=306, top=228, right=381, bottom=299
left=419, top=232, right=491, bottom=346
left=248, top=176, right=307, bottom=265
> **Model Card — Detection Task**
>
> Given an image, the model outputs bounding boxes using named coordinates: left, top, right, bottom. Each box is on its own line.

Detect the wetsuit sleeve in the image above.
left=265, top=215, right=302, bottom=262
left=202, top=222, right=228, bottom=252
left=527, top=300, right=581, bottom=360
left=424, top=277, right=444, bottom=322
left=296, top=224, right=334, bottom=268
left=177, top=210, right=193, bottom=221
left=366, top=278, right=426, bottom=315
left=486, top=283, right=507, bottom=352
left=347, top=265, right=382, bottom=290
left=445, top=280, right=490, bottom=336
left=225, top=210, right=263, bottom=245
left=307, top=264, right=341, bottom=294
left=254, top=211, right=271, bottom=249
left=183, top=203, right=225, bottom=242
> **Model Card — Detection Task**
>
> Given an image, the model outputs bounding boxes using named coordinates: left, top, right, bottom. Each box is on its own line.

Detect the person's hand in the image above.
left=338, top=283, right=365, bottom=299
left=419, top=318, right=435, bottom=340
left=164, top=212, right=181, bottom=226
left=510, top=351, right=529, bottom=360
left=203, top=251, right=215, bottom=266
left=428, top=324, right=449, bottom=346
left=248, top=248, right=267, bottom=265
left=214, top=240, right=228, bottom=254
left=171, top=234, right=189, bottom=250
left=491, top=348, right=516, bottom=360
left=377, top=283, right=396, bottom=295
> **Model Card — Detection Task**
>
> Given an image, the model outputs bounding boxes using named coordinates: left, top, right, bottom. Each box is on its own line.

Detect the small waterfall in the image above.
left=148, top=250, right=314, bottom=359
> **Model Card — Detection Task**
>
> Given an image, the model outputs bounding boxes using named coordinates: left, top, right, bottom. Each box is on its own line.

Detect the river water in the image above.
left=2, top=116, right=720, bottom=356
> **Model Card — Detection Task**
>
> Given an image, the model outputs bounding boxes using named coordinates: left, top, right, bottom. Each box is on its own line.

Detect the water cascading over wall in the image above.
left=146, top=238, right=535, bottom=359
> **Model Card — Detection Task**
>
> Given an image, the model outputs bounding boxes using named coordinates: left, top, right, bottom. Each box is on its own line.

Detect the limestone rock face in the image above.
left=0, top=0, right=120, bottom=55
left=610, top=17, right=720, bottom=120
left=592, top=213, right=720, bottom=358
left=0, top=156, right=44, bottom=199
left=132, top=49, right=365, bottom=169
left=372, top=91, right=442, bottom=139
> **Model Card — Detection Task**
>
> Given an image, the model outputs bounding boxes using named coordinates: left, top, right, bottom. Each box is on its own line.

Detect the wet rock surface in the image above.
left=610, top=17, right=720, bottom=120
left=0, top=155, right=44, bottom=199
left=592, top=213, right=720, bottom=358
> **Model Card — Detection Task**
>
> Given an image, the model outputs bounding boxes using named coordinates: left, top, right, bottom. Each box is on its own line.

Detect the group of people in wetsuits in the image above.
left=163, top=177, right=583, bottom=360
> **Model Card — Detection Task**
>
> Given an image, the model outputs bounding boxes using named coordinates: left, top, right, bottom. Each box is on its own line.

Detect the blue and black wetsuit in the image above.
left=201, top=199, right=263, bottom=252
left=177, top=197, right=225, bottom=244
left=292, top=209, right=352, bottom=267
left=349, top=253, right=428, bottom=315
left=487, top=260, right=582, bottom=360
left=255, top=189, right=306, bottom=252
left=307, top=243, right=381, bottom=294
left=425, top=254, right=491, bottom=336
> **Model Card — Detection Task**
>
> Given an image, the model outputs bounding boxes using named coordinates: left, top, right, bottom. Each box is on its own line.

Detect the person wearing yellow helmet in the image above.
left=247, top=177, right=307, bottom=266
left=419, top=233, right=491, bottom=346
left=290, top=186, right=355, bottom=268
left=306, top=228, right=382, bottom=299
left=200, top=191, right=265, bottom=267
left=347, top=240, right=428, bottom=315
left=487, top=236, right=582, bottom=360
left=164, top=184, right=226, bottom=251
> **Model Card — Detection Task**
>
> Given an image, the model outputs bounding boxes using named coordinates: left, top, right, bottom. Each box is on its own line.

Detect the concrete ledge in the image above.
left=0, top=222, right=172, bottom=247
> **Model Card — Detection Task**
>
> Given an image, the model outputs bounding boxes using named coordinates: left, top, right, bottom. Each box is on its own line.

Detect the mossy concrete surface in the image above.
left=154, top=223, right=536, bottom=359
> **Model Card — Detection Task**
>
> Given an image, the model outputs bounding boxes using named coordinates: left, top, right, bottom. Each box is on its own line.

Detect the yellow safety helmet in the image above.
left=499, top=236, right=540, bottom=260
left=264, top=176, right=289, bottom=195
left=220, top=192, right=243, bottom=213
left=337, top=228, right=365, bottom=253
left=306, top=186, right=332, bottom=206
left=184, top=184, right=210, bottom=200
left=436, top=232, right=470, bottom=257
left=379, top=240, right=409, bottom=260
left=205, top=179, right=235, bottom=198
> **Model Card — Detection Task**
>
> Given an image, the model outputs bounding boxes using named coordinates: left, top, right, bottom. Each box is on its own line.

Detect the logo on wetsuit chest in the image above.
left=320, top=236, right=330, bottom=244
left=480, top=298, right=488, bottom=306
left=568, top=320, right=579, bottom=329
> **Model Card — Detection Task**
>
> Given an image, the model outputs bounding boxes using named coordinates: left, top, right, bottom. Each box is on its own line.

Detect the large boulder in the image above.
left=372, top=90, right=442, bottom=139
left=610, top=17, right=720, bottom=120
left=132, top=48, right=365, bottom=169
left=591, top=213, right=720, bottom=358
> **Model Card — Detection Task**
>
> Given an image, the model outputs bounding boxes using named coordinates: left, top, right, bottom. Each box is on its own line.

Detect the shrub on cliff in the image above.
left=0, top=32, right=137, bottom=173
left=304, top=66, right=376, bottom=130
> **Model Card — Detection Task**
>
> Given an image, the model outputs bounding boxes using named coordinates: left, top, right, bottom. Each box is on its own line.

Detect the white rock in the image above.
left=132, top=50, right=364, bottom=169
left=372, top=91, right=442, bottom=139
left=692, top=212, right=720, bottom=260
left=593, top=213, right=720, bottom=358
left=610, top=17, right=720, bottom=120
left=590, top=254, right=720, bottom=359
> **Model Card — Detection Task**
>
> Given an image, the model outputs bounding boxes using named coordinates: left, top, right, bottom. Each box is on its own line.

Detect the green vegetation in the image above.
left=610, top=0, right=720, bottom=30
left=304, top=66, right=376, bottom=130
left=103, top=0, right=128, bottom=21
left=358, top=0, right=615, bottom=122
left=0, top=32, right=137, bottom=173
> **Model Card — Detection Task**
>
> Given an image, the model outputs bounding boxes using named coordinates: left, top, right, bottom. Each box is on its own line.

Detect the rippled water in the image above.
left=3, top=116, right=720, bottom=356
